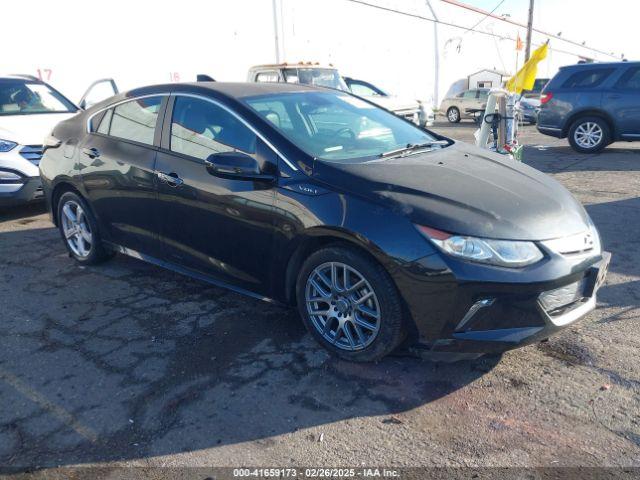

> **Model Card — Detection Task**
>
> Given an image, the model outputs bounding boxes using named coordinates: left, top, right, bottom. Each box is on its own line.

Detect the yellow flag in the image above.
left=506, top=42, right=549, bottom=94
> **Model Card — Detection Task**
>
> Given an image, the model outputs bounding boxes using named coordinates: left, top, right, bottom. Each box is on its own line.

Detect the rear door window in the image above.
left=109, top=97, right=163, bottom=145
left=562, top=68, right=615, bottom=89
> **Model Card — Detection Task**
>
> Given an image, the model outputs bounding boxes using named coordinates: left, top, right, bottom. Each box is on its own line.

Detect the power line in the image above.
left=341, top=0, right=618, bottom=60
left=442, top=0, right=618, bottom=59
left=462, top=0, right=506, bottom=35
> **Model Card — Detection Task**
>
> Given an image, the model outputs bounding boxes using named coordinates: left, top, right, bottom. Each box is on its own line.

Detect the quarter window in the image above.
left=96, top=109, right=113, bottom=135
left=563, top=69, right=614, bottom=89
left=109, top=97, right=163, bottom=145
left=170, top=96, right=257, bottom=160
left=616, top=67, right=640, bottom=89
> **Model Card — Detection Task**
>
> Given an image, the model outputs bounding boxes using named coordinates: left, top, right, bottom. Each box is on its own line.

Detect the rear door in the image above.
left=81, top=95, right=167, bottom=255
left=153, top=94, right=278, bottom=295
left=607, top=66, right=640, bottom=138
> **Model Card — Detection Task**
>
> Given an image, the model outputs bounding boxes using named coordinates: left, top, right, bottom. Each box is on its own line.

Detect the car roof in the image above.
left=249, top=63, right=337, bottom=70
left=560, top=61, right=640, bottom=70
left=0, top=74, right=43, bottom=82
left=126, top=81, right=326, bottom=100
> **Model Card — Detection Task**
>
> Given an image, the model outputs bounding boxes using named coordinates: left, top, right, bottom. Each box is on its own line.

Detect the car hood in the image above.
left=0, top=113, right=76, bottom=145
left=312, top=142, right=590, bottom=241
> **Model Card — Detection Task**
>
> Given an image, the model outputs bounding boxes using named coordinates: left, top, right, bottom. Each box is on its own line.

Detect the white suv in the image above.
left=0, top=75, right=79, bottom=206
left=0, top=75, right=118, bottom=207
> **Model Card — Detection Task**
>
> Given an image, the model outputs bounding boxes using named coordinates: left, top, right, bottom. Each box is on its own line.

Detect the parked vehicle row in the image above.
left=1, top=64, right=437, bottom=209
left=248, top=63, right=434, bottom=127
left=40, top=81, right=609, bottom=361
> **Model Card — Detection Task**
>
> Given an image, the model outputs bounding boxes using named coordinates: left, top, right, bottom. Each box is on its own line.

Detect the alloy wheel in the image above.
left=61, top=200, right=93, bottom=258
left=448, top=109, right=459, bottom=122
left=574, top=122, right=603, bottom=149
left=305, top=262, right=381, bottom=351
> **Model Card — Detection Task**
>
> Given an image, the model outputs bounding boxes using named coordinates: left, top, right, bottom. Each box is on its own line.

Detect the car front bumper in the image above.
left=0, top=145, right=44, bottom=207
left=0, top=176, right=44, bottom=207
left=395, top=249, right=611, bottom=357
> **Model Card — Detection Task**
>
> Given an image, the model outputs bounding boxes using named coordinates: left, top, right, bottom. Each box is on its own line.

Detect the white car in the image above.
left=0, top=75, right=116, bottom=207
left=343, top=77, right=434, bottom=127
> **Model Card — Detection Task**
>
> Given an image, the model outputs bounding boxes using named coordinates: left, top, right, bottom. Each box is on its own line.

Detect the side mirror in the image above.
left=205, top=152, right=274, bottom=182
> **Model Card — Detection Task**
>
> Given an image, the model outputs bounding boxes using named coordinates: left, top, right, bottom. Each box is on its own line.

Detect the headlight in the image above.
left=0, top=169, right=23, bottom=182
left=416, top=225, right=544, bottom=268
left=0, top=139, right=18, bottom=152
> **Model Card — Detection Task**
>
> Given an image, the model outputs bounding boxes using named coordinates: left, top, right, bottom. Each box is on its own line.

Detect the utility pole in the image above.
left=272, top=0, right=281, bottom=63
left=425, top=0, right=440, bottom=107
left=524, top=0, right=534, bottom=61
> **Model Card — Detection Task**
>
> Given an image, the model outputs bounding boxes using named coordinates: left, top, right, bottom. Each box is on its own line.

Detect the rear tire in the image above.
left=568, top=116, right=610, bottom=153
left=57, top=191, right=113, bottom=265
left=296, top=245, right=405, bottom=362
left=447, top=107, right=461, bottom=123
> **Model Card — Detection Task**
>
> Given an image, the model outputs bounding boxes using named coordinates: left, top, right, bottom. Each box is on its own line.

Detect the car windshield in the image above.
left=282, top=68, right=348, bottom=91
left=0, top=80, right=77, bottom=116
left=244, top=91, right=438, bottom=162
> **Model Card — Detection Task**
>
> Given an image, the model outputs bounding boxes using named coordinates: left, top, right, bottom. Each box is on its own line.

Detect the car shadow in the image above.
left=586, top=198, right=640, bottom=278
left=0, top=202, right=47, bottom=223
left=524, top=145, right=640, bottom=174
left=0, top=225, right=499, bottom=470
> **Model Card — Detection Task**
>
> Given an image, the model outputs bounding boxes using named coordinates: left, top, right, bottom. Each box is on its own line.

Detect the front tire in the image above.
left=57, top=191, right=113, bottom=264
left=296, top=245, right=405, bottom=362
left=568, top=116, right=610, bottom=153
left=447, top=107, right=461, bottom=123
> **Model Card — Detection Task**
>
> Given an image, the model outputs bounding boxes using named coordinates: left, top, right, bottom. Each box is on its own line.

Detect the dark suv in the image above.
left=537, top=62, right=640, bottom=153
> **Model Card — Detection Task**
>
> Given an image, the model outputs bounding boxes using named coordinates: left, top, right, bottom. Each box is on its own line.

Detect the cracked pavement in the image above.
left=0, top=124, right=638, bottom=472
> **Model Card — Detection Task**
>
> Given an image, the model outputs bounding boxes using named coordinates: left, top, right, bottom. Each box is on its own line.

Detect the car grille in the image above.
left=539, top=278, right=588, bottom=317
left=541, top=230, right=597, bottom=257
left=19, top=145, right=44, bottom=166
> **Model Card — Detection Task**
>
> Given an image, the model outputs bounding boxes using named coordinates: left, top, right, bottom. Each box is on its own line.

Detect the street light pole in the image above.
left=425, top=0, right=440, bottom=107
left=524, top=0, right=534, bottom=61
left=272, top=0, right=281, bottom=63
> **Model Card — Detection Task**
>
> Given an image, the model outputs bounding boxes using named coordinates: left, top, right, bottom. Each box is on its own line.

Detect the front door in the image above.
left=81, top=96, right=166, bottom=255
left=154, top=95, right=278, bottom=295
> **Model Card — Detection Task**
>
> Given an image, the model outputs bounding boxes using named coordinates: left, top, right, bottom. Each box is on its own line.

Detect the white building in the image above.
left=467, top=69, right=510, bottom=90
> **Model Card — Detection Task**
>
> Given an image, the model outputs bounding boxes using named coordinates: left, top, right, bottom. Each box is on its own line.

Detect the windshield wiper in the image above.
left=379, top=141, right=449, bottom=159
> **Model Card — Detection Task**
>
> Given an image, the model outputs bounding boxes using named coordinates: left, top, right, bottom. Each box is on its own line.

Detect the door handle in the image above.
left=157, top=171, right=184, bottom=187
left=607, top=94, right=621, bottom=99
left=82, top=147, right=100, bottom=159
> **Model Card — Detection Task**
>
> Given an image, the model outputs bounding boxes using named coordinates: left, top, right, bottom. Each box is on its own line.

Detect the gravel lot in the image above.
left=1, top=122, right=638, bottom=473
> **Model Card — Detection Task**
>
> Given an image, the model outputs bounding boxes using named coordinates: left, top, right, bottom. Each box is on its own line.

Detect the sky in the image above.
left=462, top=0, right=638, bottom=60
left=2, top=0, right=637, bottom=104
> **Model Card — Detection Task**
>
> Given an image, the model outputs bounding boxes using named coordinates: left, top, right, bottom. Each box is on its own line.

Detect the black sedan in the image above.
left=40, top=82, right=610, bottom=362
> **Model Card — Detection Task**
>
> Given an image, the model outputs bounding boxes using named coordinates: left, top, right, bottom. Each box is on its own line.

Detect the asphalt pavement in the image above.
left=0, top=122, right=638, bottom=474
